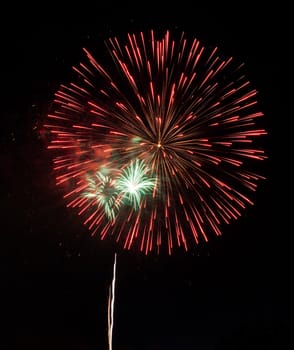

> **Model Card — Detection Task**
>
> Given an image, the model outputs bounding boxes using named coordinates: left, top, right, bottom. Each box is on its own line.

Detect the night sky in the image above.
left=1, top=2, right=290, bottom=349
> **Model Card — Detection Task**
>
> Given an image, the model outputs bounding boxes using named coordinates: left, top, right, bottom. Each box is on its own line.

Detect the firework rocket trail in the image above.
left=108, top=253, right=117, bottom=350
left=44, top=30, right=267, bottom=254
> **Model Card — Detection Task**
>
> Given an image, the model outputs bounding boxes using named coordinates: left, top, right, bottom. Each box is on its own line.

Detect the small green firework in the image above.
left=84, top=171, right=120, bottom=221
left=115, top=159, right=156, bottom=210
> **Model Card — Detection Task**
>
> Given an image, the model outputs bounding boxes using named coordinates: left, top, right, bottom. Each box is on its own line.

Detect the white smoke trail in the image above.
left=108, top=253, right=117, bottom=350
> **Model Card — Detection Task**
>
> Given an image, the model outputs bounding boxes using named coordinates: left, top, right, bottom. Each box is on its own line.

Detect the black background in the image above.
left=1, top=2, right=289, bottom=349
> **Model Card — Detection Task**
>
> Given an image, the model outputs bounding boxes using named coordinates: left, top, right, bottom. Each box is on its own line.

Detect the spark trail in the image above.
left=108, top=253, right=117, bottom=350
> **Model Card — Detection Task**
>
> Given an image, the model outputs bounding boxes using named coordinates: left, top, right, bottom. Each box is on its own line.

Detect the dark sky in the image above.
left=1, top=2, right=290, bottom=349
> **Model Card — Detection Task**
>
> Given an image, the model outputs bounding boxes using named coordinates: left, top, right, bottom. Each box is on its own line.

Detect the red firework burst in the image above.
left=44, top=30, right=267, bottom=255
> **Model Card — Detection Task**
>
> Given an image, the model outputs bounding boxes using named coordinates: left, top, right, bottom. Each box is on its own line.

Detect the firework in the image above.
left=83, top=170, right=120, bottom=221
left=115, top=159, right=156, bottom=210
left=44, top=30, right=267, bottom=254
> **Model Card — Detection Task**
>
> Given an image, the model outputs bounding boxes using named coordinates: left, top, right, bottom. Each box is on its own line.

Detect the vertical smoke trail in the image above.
left=108, top=253, right=117, bottom=350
